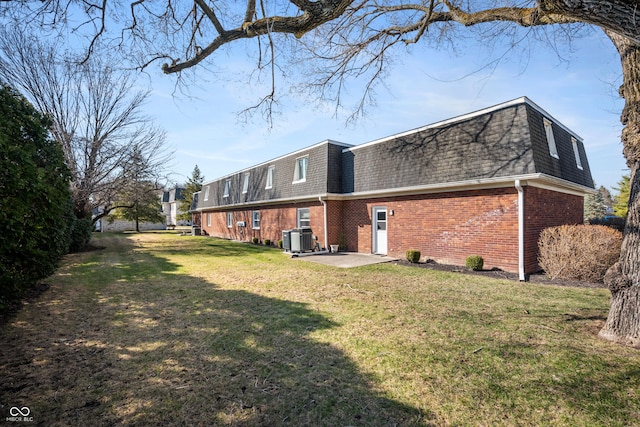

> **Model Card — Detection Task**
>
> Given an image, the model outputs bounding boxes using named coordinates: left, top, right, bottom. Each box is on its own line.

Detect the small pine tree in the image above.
left=110, top=181, right=164, bottom=232
left=613, top=174, right=630, bottom=218
left=109, top=181, right=165, bottom=232
left=109, top=146, right=165, bottom=232
left=584, top=189, right=607, bottom=222
left=598, top=185, right=614, bottom=211
left=178, top=165, right=204, bottom=222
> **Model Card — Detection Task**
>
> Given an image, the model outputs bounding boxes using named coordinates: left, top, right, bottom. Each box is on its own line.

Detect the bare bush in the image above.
left=538, top=225, right=622, bottom=283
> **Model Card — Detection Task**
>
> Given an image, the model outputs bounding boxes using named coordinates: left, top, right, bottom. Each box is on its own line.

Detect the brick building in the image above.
left=191, top=97, right=594, bottom=278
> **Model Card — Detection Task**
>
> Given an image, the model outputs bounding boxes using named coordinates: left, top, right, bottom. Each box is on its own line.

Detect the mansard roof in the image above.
left=342, top=97, right=593, bottom=194
left=193, top=97, right=594, bottom=212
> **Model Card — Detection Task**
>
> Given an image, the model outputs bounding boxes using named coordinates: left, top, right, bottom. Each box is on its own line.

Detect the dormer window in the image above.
left=242, top=173, right=250, bottom=194
left=204, top=185, right=210, bottom=201
left=293, top=155, right=309, bottom=183
left=223, top=179, right=231, bottom=198
left=265, top=165, right=275, bottom=189
left=543, top=118, right=559, bottom=159
left=572, top=137, right=583, bottom=170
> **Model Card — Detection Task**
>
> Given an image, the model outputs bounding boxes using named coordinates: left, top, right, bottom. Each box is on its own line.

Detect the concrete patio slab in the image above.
left=291, top=252, right=398, bottom=268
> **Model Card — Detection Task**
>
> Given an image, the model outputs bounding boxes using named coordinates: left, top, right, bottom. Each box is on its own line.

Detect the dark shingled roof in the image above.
left=193, top=97, right=594, bottom=211
left=343, top=99, right=593, bottom=194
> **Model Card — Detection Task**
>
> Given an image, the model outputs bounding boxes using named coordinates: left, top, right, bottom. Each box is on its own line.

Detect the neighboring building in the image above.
left=162, top=186, right=189, bottom=227
left=191, top=97, right=594, bottom=278
left=93, top=206, right=166, bottom=232
left=98, top=218, right=166, bottom=232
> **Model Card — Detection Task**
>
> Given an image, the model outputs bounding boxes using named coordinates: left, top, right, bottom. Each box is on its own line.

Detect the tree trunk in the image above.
left=135, top=210, right=140, bottom=233
left=600, top=162, right=640, bottom=346
left=599, top=31, right=640, bottom=347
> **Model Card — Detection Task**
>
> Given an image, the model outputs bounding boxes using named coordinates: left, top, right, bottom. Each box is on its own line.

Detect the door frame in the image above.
left=372, top=206, right=388, bottom=255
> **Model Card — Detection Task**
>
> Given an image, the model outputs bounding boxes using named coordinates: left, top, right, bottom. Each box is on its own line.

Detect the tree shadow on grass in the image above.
left=0, top=236, right=428, bottom=426
left=150, top=235, right=276, bottom=258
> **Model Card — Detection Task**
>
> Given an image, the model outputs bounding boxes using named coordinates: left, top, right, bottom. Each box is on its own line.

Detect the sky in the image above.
left=141, top=27, right=627, bottom=192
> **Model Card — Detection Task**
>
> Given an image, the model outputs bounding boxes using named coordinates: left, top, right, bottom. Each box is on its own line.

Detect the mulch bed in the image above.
left=392, top=259, right=606, bottom=289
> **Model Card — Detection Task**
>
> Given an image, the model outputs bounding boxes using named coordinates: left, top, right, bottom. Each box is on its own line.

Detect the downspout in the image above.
left=515, top=180, right=526, bottom=281
left=319, top=196, right=328, bottom=251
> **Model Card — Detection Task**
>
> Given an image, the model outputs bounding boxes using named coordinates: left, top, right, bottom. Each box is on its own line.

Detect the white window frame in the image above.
left=206, top=213, right=211, bottom=227
left=223, top=179, right=231, bottom=198
left=227, top=212, right=233, bottom=228
left=252, top=210, right=261, bottom=229
left=297, top=208, right=311, bottom=228
left=203, top=185, right=210, bottom=201
left=293, top=155, right=309, bottom=183
left=265, top=165, right=275, bottom=189
left=571, top=137, right=583, bottom=170
left=242, top=173, right=250, bottom=194
left=543, top=118, right=559, bottom=159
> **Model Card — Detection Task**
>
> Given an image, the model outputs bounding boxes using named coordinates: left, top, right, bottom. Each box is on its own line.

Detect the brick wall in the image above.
left=199, top=201, right=327, bottom=247
left=197, top=185, right=584, bottom=274
left=523, top=186, right=584, bottom=273
left=326, top=200, right=344, bottom=248
left=342, top=188, right=521, bottom=272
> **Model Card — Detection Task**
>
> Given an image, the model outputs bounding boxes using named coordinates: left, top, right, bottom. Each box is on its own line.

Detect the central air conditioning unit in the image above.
left=282, top=230, right=292, bottom=251
left=290, top=228, right=314, bottom=253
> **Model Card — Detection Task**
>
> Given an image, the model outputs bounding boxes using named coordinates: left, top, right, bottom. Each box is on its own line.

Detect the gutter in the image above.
left=515, top=180, right=526, bottom=281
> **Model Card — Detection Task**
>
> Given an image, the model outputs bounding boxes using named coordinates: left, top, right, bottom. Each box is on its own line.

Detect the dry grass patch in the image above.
left=1, top=232, right=639, bottom=426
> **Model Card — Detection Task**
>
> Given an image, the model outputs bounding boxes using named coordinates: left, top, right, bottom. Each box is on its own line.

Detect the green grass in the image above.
left=1, top=232, right=639, bottom=426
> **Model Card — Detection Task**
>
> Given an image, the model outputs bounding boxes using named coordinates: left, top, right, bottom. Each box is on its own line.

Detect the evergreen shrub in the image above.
left=465, top=255, right=484, bottom=271
left=406, top=250, right=421, bottom=263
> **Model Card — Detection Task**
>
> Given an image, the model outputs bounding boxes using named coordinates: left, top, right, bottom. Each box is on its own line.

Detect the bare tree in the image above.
left=3, top=1, right=640, bottom=345
left=0, top=29, right=170, bottom=224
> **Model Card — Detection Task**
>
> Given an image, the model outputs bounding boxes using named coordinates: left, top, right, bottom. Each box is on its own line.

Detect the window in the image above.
left=293, top=156, right=308, bottom=183
left=223, top=179, right=231, bottom=198
left=376, top=210, right=387, bottom=231
left=265, top=165, right=275, bottom=189
left=242, top=173, right=250, bottom=194
left=204, top=185, right=210, bottom=201
left=297, top=208, right=311, bottom=228
left=543, top=118, right=559, bottom=159
left=572, top=137, right=583, bottom=170
left=227, top=212, right=233, bottom=228
left=206, top=213, right=211, bottom=227
left=252, top=210, right=260, bottom=229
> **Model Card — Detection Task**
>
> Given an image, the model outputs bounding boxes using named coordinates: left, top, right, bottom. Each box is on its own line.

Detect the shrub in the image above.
left=69, top=217, right=93, bottom=252
left=278, top=239, right=283, bottom=249
left=252, top=237, right=260, bottom=245
left=589, top=216, right=626, bottom=232
left=0, top=86, right=73, bottom=307
left=538, top=224, right=622, bottom=283
left=465, top=255, right=484, bottom=271
left=406, top=250, right=421, bottom=263
left=264, top=239, right=271, bottom=246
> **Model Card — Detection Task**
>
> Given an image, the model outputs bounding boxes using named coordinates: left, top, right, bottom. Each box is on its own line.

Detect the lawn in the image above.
left=1, top=232, right=639, bottom=426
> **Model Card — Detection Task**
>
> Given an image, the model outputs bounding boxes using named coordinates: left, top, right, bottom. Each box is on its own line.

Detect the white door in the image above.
left=373, top=207, right=387, bottom=255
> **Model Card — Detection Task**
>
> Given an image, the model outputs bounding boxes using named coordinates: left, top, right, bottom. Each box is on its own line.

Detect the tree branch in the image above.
left=162, top=0, right=355, bottom=74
